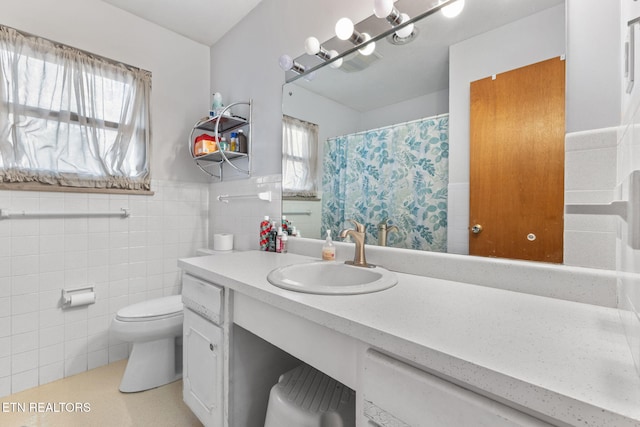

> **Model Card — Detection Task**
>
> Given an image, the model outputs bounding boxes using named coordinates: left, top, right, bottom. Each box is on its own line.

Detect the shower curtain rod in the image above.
left=329, top=113, right=449, bottom=139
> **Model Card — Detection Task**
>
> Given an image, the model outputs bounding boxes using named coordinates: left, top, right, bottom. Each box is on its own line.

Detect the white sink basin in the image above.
left=267, top=261, right=397, bottom=295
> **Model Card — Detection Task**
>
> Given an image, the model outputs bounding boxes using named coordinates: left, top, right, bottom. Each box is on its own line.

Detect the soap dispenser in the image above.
left=322, top=230, right=336, bottom=261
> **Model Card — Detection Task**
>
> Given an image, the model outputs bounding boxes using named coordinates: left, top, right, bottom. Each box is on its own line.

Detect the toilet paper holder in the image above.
left=61, top=286, right=96, bottom=308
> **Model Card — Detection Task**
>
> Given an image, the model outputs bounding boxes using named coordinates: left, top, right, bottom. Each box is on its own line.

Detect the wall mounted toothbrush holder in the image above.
left=61, top=286, right=96, bottom=309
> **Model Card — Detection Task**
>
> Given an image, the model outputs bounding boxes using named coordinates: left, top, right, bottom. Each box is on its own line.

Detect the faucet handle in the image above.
left=347, top=219, right=366, bottom=233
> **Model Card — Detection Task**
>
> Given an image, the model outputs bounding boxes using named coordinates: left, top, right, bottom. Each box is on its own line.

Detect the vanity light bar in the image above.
left=282, top=0, right=462, bottom=83
left=304, top=37, right=343, bottom=69
left=374, top=0, right=414, bottom=39
left=335, top=17, right=376, bottom=56
left=278, top=54, right=306, bottom=74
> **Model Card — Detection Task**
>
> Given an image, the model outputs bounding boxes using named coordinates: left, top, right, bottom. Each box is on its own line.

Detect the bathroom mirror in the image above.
left=282, top=0, right=566, bottom=258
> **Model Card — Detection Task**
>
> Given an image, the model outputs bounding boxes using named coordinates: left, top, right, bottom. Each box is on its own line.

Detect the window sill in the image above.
left=283, top=196, right=321, bottom=202
left=0, top=182, right=154, bottom=196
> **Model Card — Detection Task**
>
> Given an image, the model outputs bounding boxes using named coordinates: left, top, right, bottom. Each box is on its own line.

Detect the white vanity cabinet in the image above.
left=182, top=274, right=224, bottom=427
left=178, top=251, right=640, bottom=427
left=361, top=349, right=552, bottom=427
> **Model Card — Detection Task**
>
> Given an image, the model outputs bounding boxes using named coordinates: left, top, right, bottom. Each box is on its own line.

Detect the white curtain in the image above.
left=0, top=25, right=151, bottom=190
left=282, top=115, right=318, bottom=198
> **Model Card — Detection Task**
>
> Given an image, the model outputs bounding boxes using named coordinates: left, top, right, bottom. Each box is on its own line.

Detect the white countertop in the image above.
left=178, top=250, right=640, bottom=427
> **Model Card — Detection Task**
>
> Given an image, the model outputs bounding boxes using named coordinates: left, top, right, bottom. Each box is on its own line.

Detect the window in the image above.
left=282, top=115, right=318, bottom=198
left=0, top=25, right=151, bottom=192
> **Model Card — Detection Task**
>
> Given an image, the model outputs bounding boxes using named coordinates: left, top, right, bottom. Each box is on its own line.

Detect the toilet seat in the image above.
left=116, top=295, right=183, bottom=322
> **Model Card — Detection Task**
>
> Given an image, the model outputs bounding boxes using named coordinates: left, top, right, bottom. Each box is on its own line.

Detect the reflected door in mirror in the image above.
left=469, top=57, right=565, bottom=263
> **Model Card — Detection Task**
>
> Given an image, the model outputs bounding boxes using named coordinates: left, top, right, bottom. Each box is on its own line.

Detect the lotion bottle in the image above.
left=322, top=230, right=336, bottom=261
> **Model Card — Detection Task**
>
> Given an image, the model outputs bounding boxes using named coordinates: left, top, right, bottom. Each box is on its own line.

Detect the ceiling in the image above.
left=99, top=0, right=263, bottom=46
left=98, top=0, right=565, bottom=111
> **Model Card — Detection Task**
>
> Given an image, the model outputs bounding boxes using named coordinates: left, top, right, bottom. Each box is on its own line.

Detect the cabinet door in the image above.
left=362, top=349, right=552, bottom=427
left=183, top=309, right=223, bottom=427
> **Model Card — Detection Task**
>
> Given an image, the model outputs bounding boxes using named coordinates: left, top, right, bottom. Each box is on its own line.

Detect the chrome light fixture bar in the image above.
left=305, top=37, right=343, bottom=68
left=279, top=54, right=307, bottom=74
left=283, top=0, right=460, bottom=84
left=279, top=54, right=316, bottom=81
left=373, top=0, right=414, bottom=39
left=335, top=17, right=376, bottom=56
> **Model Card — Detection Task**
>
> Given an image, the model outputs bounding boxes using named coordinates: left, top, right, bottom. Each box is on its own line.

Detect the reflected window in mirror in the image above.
left=282, top=115, right=319, bottom=198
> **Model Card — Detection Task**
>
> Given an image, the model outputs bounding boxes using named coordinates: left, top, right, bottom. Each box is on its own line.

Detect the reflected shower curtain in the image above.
left=321, top=114, right=449, bottom=252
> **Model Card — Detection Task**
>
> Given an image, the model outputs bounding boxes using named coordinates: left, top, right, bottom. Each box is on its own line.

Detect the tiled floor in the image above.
left=0, top=360, right=202, bottom=427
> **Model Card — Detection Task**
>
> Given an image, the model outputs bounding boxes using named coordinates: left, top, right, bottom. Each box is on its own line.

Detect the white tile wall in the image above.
left=446, top=182, right=469, bottom=255
left=564, top=127, right=619, bottom=270
left=619, top=103, right=640, bottom=377
left=209, top=175, right=282, bottom=251
left=0, top=179, right=208, bottom=397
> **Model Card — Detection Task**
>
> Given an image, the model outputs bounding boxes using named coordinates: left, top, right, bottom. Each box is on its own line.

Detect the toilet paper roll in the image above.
left=213, top=233, right=234, bottom=251
left=66, top=292, right=96, bottom=307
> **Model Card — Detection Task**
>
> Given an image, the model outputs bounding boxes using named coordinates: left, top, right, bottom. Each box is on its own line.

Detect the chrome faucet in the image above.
left=377, top=219, right=399, bottom=246
left=339, top=219, right=375, bottom=268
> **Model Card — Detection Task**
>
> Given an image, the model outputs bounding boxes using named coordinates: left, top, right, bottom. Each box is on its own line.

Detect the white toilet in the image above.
left=111, top=295, right=184, bottom=392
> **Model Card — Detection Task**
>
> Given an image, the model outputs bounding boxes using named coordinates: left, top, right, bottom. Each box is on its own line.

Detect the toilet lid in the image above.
left=116, top=295, right=183, bottom=321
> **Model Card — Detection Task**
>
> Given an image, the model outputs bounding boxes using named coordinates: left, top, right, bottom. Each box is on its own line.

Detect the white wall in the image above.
left=208, top=0, right=376, bottom=247
left=447, top=5, right=566, bottom=254
left=360, top=89, right=449, bottom=131
left=566, top=0, right=621, bottom=132
left=0, top=0, right=211, bottom=396
left=209, top=0, right=375, bottom=179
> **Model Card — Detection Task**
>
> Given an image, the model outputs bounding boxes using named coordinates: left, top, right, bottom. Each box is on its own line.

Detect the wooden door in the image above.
left=469, top=57, right=565, bottom=263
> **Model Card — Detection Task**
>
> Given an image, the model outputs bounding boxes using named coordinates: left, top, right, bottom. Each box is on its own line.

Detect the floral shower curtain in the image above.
left=321, top=114, right=449, bottom=252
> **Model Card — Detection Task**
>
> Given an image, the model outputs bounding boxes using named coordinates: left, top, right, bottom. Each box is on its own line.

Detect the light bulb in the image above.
left=304, top=37, right=320, bottom=55
left=373, top=0, right=394, bottom=18
left=358, top=33, right=376, bottom=56
left=442, top=0, right=465, bottom=18
left=395, top=13, right=414, bottom=39
left=278, top=54, right=305, bottom=74
left=328, top=50, right=343, bottom=69
left=278, top=54, right=293, bottom=71
left=335, top=17, right=354, bottom=40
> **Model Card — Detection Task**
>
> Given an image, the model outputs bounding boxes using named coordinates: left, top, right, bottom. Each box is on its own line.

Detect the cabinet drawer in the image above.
left=182, top=274, right=223, bottom=325
left=362, top=349, right=552, bottom=427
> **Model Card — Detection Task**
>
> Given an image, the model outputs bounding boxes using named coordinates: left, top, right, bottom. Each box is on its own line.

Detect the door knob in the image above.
left=471, top=224, right=483, bottom=234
